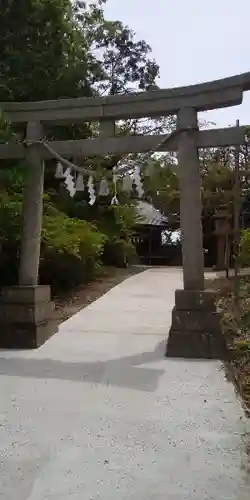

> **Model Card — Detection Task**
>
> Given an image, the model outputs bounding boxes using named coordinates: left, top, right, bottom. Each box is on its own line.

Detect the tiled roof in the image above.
left=136, top=200, right=168, bottom=226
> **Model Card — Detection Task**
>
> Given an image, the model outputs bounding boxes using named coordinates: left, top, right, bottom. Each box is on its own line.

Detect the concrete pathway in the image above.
left=0, top=268, right=250, bottom=499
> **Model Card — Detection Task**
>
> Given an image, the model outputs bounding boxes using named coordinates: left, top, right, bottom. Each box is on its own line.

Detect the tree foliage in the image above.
left=0, top=0, right=159, bottom=102
left=0, top=0, right=162, bottom=290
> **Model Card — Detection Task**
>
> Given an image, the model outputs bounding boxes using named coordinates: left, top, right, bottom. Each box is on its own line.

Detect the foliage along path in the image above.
left=0, top=267, right=250, bottom=499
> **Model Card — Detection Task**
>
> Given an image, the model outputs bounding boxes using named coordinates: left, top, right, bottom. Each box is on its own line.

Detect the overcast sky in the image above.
left=104, top=0, right=250, bottom=127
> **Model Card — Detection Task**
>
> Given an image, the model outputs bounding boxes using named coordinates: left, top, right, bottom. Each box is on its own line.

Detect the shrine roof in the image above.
left=136, top=201, right=168, bottom=226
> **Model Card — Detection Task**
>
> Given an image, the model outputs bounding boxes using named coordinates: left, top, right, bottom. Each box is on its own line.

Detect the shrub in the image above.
left=0, top=192, right=107, bottom=292
left=102, top=237, right=137, bottom=267
left=99, top=203, right=139, bottom=267
left=40, top=213, right=107, bottom=291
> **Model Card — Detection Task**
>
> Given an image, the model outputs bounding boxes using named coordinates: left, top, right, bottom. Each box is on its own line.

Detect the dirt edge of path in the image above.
left=206, top=275, right=250, bottom=418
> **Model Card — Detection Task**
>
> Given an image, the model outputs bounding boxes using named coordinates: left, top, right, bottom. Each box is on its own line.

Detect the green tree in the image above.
left=0, top=0, right=96, bottom=101
left=75, top=0, right=159, bottom=95
left=0, top=0, right=159, bottom=102
left=0, top=0, right=165, bottom=285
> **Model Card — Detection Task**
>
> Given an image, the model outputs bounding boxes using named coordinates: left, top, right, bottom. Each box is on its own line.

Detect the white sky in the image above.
left=104, top=0, right=250, bottom=127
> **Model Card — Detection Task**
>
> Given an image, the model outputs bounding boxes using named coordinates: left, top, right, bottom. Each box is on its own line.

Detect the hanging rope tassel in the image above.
left=99, top=178, right=109, bottom=197
left=55, top=161, right=65, bottom=179
left=87, top=175, right=96, bottom=205
left=111, top=168, right=119, bottom=205
left=75, top=173, right=85, bottom=192
left=64, top=168, right=76, bottom=197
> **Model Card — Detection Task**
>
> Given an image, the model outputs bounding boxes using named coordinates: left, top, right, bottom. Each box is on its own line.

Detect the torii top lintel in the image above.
left=1, top=72, right=250, bottom=124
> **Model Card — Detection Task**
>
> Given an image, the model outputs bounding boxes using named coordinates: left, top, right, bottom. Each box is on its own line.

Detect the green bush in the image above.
left=102, top=237, right=137, bottom=267
left=40, top=213, right=107, bottom=291
left=98, top=203, right=138, bottom=267
left=0, top=192, right=107, bottom=291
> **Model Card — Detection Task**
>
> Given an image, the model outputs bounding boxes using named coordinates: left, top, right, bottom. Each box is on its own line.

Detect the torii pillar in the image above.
left=166, top=107, right=226, bottom=359
left=0, top=122, right=56, bottom=348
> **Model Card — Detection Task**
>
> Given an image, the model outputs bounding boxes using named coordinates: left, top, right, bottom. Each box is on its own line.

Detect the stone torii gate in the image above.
left=0, top=72, right=250, bottom=356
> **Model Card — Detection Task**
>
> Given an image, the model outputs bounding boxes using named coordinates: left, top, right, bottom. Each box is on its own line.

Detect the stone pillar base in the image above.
left=166, top=289, right=226, bottom=359
left=0, top=285, right=57, bottom=349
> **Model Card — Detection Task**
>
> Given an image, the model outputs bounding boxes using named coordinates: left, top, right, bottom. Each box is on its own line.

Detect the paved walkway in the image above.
left=0, top=268, right=250, bottom=499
